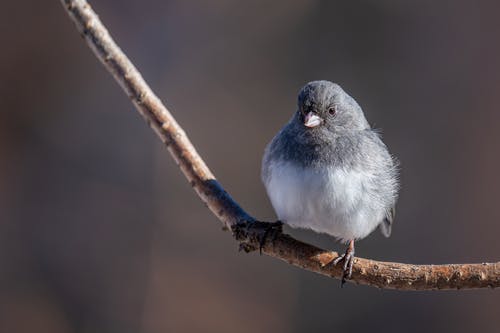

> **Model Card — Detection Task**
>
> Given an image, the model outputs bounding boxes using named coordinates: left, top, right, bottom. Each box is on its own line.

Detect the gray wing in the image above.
left=364, top=130, right=398, bottom=238
left=380, top=206, right=395, bottom=237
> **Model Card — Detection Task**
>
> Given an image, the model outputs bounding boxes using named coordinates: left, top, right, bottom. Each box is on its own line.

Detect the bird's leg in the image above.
left=332, top=239, right=355, bottom=286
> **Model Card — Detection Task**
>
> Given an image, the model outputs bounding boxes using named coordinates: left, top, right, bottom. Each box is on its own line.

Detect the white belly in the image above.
left=264, top=161, right=385, bottom=242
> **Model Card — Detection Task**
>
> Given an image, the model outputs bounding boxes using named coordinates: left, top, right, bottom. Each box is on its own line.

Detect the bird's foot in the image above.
left=332, top=240, right=355, bottom=287
left=232, top=220, right=283, bottom=254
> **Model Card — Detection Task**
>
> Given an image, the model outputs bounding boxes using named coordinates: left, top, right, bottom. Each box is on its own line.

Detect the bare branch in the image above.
left=60, top=0, right=500, bottom=290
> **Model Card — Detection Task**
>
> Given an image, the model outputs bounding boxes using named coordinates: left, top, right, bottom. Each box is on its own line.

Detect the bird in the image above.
left=261, top=80, right=399, bottom=284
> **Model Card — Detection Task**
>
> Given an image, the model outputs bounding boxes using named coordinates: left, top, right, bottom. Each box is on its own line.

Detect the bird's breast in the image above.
left=263, top=160, right=384, bottom=241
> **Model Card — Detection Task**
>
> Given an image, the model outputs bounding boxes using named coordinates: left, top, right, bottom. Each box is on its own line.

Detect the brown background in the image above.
left=1, top=1, right=499, bottom=332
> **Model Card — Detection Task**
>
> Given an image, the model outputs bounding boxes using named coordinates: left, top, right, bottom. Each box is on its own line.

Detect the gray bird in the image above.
left=261, top=80, right=399, bottom=284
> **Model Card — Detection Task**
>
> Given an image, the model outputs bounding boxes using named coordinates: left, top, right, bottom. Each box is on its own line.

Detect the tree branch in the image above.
left=60, top=0, right=500, bottom=290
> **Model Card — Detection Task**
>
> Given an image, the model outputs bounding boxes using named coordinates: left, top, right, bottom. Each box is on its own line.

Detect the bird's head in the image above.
left=296, top=80, right=369, bottom=133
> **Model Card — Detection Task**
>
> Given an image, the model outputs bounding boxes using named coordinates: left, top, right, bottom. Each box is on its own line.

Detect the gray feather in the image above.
left=380, top=206, right=395, bottom=237
left=262, top=80, right=399, bottom=242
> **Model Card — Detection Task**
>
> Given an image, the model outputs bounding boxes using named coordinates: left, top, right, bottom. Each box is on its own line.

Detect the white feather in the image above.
left=264, top=160, right=386, bottom=243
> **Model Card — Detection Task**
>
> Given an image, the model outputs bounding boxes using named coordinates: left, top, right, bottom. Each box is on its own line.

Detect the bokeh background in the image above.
left=1, top=1, right=499, bottom=332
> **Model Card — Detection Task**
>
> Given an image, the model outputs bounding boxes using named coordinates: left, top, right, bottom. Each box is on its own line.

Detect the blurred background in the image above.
left=1, top=0, right=499, bottom=332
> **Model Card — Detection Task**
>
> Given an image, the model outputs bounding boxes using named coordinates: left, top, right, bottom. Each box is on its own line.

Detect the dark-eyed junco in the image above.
left=262, top=80, right=399, bottom=284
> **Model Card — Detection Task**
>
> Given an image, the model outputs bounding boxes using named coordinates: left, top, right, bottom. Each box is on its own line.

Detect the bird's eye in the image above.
left=328, top=107, right=336, bottom=116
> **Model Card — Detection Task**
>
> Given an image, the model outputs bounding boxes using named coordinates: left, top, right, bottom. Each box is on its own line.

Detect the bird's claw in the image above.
left=332, top=240, right=355, bottom=287
left=232, top=221, right=283, bottom=254
left=257, top=221, right=283, bottom=254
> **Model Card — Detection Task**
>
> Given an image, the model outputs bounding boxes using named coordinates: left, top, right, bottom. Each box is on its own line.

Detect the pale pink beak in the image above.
left=304, top=112, right=322, bottom=128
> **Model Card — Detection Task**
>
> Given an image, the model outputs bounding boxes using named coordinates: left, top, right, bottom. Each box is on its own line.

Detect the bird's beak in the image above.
left=304, top=112, right=322, bottom=128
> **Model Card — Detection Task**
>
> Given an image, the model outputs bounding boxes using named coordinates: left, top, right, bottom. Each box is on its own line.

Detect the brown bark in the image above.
left=60, top=0, right=500, bottom=290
